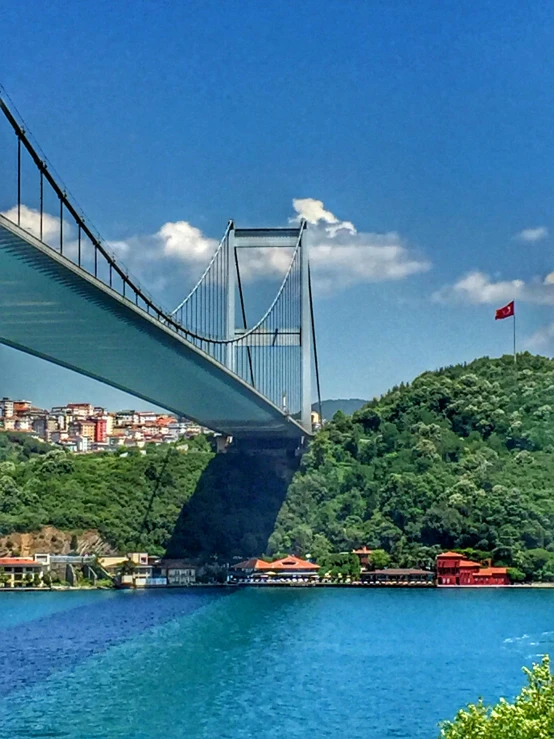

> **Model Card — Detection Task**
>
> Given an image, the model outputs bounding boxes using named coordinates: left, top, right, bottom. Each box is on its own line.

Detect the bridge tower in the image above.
left=224, top=223, right=312, bottom=432
left=171, top=219, right=319, bottom=437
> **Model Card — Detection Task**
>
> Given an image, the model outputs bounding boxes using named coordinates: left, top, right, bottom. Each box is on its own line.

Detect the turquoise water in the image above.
left=1, top=588, right=554, bottom=738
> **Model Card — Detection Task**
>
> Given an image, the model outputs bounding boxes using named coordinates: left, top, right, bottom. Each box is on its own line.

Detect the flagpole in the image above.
left=513, top=304, right=517, bottom=365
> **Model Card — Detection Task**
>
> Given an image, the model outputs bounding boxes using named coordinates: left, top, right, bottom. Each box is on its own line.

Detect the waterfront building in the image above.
left=230, top=555, right=320, bottom=583
left=352, top=546, right=373, bottom=571
left=436, top=552, right=510, bottom=586
left=153, top=559, right=196, bottom=586
left=361, top=568, right=434, bottom=586
left=0, top=556, right=44, bottom=587
left=101, top=552, right=156, bottom=588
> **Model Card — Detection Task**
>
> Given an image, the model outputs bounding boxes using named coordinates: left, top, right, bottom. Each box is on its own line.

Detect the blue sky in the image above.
left=1, top=0, right=554, bottom=410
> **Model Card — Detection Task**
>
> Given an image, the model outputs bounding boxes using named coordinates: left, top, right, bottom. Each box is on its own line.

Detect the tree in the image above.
left=368, top=549, right=391, bottom=570
left=439, top=656, right=554, bottom=738
left=507, top=567, right=525, bottom=583
left=24, top=572, right=33, bottom=587
left=0, top=568, right=10, bottom=588
left=118, top=559, right=137, bottom=576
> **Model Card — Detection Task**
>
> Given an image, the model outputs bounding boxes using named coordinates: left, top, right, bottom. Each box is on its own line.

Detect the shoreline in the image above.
left=2, top=582, right=554, bottom=592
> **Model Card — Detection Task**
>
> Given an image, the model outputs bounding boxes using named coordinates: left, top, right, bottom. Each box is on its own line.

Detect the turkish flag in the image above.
left=495, top=301, right=515, bottom=320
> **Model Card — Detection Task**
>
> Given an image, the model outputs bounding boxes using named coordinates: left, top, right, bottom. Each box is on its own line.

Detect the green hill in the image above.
left=271, top=353, right=554, bottom=580
left=0, top=435, right=215, bottom=556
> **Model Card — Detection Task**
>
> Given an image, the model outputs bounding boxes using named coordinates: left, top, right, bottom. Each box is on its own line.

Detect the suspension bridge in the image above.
left=0, top=94, right=321, bottom=447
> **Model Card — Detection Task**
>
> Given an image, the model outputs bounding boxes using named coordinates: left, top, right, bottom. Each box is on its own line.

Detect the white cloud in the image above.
left=433, top=270, right=554, bottom=306
left=291, top=197, right=430, bottom=291
left=237, top=248, right=295, bottom=281
left=158, top=221, right=217, bottom=263
left=526, top=323, right=554, bottom=350
left=1, top=204, right=64, bottom=245
left=292, top=198, right=356, bottom=235
left=2, top=199, right=430, bottom=302
left=515, top=226, right=548, bottom=242
left=433, top=271, right=525, bottom=305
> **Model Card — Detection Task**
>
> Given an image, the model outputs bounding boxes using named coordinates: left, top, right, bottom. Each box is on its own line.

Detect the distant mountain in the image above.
left=312, top=398, right=367, bottom=420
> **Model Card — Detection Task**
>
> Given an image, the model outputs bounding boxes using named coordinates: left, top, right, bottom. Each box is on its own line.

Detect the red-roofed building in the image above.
left=230, top=555, right=320, bottom=583
left=0, top=557, right=44, bottom=587
left=437, top=552, right=510, bottom=586
left=352, top=546, right=373, bottom=570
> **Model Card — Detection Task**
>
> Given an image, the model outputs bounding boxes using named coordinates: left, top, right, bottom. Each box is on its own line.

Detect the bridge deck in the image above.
left=0, top=216, right=308, bottom=441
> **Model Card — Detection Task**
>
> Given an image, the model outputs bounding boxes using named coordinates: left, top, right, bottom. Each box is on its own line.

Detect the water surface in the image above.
left=1, top=587, right=553, bottom=738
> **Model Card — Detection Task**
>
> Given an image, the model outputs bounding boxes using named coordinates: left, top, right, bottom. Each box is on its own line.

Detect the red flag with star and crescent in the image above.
left=495, top=301, right=515, bottom=320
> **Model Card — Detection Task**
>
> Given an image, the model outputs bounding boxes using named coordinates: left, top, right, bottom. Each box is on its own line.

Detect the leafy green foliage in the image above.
left=272, top=354, right=554, bottom=578
left=0, top=432, right=52, bottom=462
left=368, top=549, right=391, bottom=569
left=317, top=552, right=361, bottom=579
left=440, top=657, right=554, bottom=738
left=0, top=435, right=214, bottom=556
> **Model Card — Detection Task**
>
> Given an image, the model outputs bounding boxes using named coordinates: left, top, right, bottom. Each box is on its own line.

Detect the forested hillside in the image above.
left=0, top=434, right=214, bottom=555
left=271, top=354, right=554, bottom=580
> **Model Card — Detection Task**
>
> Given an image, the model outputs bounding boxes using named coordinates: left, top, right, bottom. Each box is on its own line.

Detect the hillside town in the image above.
left=0, top=396, right=212, bottom=452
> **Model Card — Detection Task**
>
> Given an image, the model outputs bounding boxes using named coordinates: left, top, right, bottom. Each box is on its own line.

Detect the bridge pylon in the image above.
left=171, top=220, right=317, bottom=436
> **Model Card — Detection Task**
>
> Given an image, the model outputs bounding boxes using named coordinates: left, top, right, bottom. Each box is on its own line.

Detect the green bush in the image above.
left=439, top=656, right=554, bottom=738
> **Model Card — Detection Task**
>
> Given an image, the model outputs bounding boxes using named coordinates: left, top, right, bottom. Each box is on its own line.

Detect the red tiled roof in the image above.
left=0, top=558, right=41, bottom=567
left=234, top=555, right=319, bottom=571
left=474, top=567, right=508, bottom=577
left=352, top=546, right=372, bottom=555
left=437, top=551, right=464, bottom=559
left=270, top=556, right=320, bottom=571
left=458, top=559, right=482, bottom=568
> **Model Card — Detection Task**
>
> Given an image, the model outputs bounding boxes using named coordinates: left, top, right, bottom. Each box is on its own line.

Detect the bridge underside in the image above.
left=0, top=216, right=307, bottom=443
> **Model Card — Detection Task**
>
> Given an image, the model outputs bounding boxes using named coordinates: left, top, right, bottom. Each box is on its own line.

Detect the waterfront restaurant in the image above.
left=230, top=555, right=320, bottom=583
